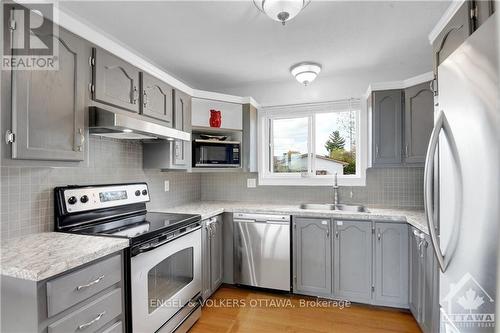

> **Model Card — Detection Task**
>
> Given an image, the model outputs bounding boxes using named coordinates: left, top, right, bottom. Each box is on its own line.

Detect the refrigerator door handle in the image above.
left=424, top=110, right=463, bottom=273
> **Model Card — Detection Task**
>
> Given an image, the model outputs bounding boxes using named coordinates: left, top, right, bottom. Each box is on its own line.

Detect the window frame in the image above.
left=258, top=99, right=367, bottom=186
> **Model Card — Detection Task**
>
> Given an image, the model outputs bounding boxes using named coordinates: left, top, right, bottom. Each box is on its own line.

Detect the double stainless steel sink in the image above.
left=299, top=203, right=370, bottom=213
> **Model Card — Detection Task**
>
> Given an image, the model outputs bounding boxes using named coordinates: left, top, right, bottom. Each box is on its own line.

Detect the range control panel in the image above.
left=62, top=183, right=150, bottom=213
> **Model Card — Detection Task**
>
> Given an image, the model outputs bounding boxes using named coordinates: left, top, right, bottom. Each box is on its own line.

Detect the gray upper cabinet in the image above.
left=404, top=82, right=434, bottom=165
left=373, top=222, right=408, bottom=307
left=140, top=72, right=173, bottom=125
left=333, top=220, right=372, bottom=303
left=293, top=217, right=332, bottom=297
left=172, top=89, right=192, bottom=167
left=92, top=47, right=141, bottom=113
left=372, top=90, right=403, bottom=166
left=432, top=1, right=472, bottom=73
left=473, top=0, right=495, bottom=30
left=9, top=27, right=87, bottom=161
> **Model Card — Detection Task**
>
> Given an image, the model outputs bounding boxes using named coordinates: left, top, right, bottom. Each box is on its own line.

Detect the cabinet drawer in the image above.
left=101, top=321, right=123, bottom=333
left=48, top=288, right=121, bottom=333
left=47, top=254, right=122, bottom=317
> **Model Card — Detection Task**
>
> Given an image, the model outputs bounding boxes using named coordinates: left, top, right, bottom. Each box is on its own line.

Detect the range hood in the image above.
left=89, top=107, right=190, bottom=141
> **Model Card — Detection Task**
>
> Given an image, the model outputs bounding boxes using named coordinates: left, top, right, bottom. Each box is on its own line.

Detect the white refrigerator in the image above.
left=425, top=12, right=499, bottom=333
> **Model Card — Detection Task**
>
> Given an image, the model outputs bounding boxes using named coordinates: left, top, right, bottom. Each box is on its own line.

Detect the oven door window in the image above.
left=147, top=247, right=194, bottom=314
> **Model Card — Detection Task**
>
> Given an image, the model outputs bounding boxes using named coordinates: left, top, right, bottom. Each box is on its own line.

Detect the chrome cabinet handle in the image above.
left=132, top=86, right=138, bottom=104
left=77, top=311, right=105, bottom=330
left=326, top=229, right=329, bottom=238
left=405, top=144, right=409, bottom=157
left=143, top=91, right=148, bottom=108
left=76, top=128, right=85, bottom=152
left=424, top=111, right=462, bottom=273
left=376, top=145, right=380, bottom=158
left=76, top=275, right=104, bottom=291
left=377, top=232, right=381, bottom=241
left=335, top=231, right=339, bottom=239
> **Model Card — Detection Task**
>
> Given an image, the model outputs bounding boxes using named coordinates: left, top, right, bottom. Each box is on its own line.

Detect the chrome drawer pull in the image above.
left=76, top=275, right=104, bottom=291
left=77, top=311, right=106, bottom=330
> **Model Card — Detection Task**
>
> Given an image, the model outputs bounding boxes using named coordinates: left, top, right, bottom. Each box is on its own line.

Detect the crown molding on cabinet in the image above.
left=364, top=71, right=434, bottom=98
left=428, top=0, right=465, bottom=45
left=53, top=5, right=260, bottom=108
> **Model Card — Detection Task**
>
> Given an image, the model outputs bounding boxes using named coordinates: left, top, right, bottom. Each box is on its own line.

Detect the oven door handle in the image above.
left=136, top=238, right=171, bottom=254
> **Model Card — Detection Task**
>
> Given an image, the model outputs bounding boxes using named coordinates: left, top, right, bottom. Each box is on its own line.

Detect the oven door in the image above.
left=131, top=229, right=201, bottom=333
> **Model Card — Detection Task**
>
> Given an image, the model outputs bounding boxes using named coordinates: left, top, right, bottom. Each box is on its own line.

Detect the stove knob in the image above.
left=142, top=189, right=148, bottom=196
left=80, top=195, right=89, bottom=203
left=67, top=196, right=77, bottom=205
left=135, top=190, right=141, bottom=196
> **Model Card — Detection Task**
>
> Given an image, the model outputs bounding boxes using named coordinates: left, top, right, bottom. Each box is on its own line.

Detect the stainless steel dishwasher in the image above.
left=233, top=212, right=291, bottom=291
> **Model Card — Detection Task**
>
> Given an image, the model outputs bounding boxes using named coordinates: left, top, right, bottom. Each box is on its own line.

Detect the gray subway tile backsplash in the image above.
left=1, top=136, right=423, bottom=241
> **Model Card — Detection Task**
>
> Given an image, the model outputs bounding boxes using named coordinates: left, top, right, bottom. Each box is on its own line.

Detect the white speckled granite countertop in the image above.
left=153, top=201, right=428, bottom=234
left=1, top=233, right=129, bottom=282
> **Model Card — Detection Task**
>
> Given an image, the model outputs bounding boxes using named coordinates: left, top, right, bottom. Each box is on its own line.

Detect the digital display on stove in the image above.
left=99, top=190, right=128, bottom=202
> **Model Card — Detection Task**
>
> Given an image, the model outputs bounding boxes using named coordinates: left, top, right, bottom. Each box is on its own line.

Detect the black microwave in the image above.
left=192, top=139, right=240, bottom=168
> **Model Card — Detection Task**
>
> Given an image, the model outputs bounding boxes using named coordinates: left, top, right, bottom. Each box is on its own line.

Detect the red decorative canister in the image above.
left=209, top=110, right=222, bottom=128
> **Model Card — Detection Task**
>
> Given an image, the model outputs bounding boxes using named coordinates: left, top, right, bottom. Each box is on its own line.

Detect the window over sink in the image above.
left=258, top=99, right=367, bottom=186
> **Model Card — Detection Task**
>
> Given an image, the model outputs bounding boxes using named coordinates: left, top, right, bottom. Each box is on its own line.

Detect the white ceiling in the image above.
left=59, top=1, right=450, bottom=103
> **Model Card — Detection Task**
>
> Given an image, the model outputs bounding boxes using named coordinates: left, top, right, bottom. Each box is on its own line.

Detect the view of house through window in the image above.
left=270, top=110, right=357, bottom=176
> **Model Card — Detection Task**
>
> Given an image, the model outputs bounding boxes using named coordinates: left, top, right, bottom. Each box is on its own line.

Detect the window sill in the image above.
left=257, top=175, right=366, bottom=187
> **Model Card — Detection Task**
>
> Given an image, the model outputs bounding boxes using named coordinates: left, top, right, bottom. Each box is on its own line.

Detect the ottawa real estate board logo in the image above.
left=442, top=273, right=495, bottom=332
left=3, top=2, right=59, bottom=70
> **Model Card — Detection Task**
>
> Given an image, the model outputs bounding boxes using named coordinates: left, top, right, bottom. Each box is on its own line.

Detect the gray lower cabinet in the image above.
left=332, top=220, right=372, bottom=303
left=140, top=72, right=173, bottom=125
left=293, top=217, right=410, bottom=309
left=1, top=252, right=125, bottom=333
left=408, top=227, right=438, bottom=333
left=92, top=47, right=141, bottom=113
left=404, top=82, right=434, bottom=165
left=293, top=217, right=332, bottom=297
left=373, top=222, right=408, bottom=307
left=202, top=215, right=223, bottom=300
left=9, top=26, right=87, bottom=161
left=372, top=90, right=403, bottom=166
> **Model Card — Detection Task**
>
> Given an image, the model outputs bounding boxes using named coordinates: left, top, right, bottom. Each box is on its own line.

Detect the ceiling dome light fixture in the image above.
left=253, top=0, right=311, bottom=25
left=290, top=62, right=322, bottom=86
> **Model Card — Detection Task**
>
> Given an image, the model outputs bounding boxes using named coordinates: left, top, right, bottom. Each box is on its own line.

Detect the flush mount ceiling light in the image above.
left=253, top=0, right=311, bottom=25
left=290, top=62, right=322, bottom=86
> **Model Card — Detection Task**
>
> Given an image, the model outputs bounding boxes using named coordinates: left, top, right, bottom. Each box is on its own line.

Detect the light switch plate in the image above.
left=247, top=178, right=257, bottom=188
left=164, top=180, right=170, bottom=192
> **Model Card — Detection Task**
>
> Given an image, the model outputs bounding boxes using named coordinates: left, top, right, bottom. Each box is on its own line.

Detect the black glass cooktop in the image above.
left=73, top=212, right=201, bottom=244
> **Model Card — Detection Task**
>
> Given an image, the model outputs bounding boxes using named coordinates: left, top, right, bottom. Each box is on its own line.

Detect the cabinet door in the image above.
left=172, top=89, right=191, bottom=167
left=432, top=2, right=472, bottom=73
left=408, top=228, right=421, bottom=321
left=201, top=220, right=211, bottom=301
left=10, top=27, right=87, bottom=161
left=294, top=218, right=332, bottom=297
left=372, top=90, right=403, bottom=166
left=210, top=216, right=224, bottom=292
left=404, top=82, right=434, bottom=165
left=421, top=235, right=437, bottom=333
left=333, top=220, right=372, bottom=303
left=93, top=48, right=140, bottom=113
left=140, top=72, right=173, bottom=125
left=374, top=222, right=409, bottom=307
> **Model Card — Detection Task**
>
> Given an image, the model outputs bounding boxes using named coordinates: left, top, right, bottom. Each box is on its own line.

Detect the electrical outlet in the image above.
left=164, top=180, right=170, bottom=192
left=247, top=178, right=257, bottom=188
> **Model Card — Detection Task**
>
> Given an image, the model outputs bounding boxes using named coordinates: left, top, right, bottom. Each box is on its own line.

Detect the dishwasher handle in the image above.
left=233, top=212, right=290, bottom=223
left=233, top=218, right=289, bottom=225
